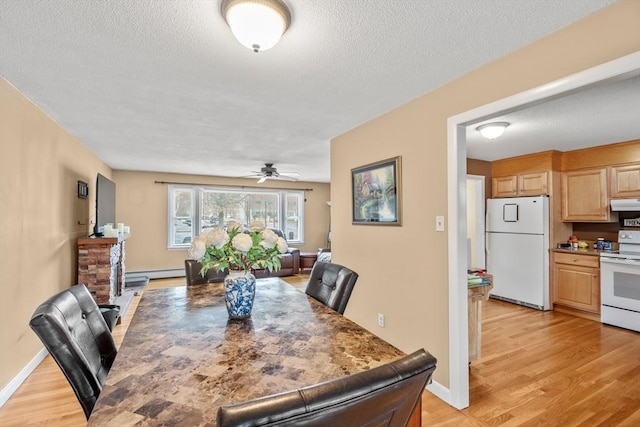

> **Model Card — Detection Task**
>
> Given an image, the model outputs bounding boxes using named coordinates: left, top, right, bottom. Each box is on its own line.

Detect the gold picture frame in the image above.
left=351, top=156, right=402, bottom=225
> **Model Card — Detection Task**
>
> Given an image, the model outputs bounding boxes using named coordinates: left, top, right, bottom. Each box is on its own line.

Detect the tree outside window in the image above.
left=168, top=186, right=304, bottom=249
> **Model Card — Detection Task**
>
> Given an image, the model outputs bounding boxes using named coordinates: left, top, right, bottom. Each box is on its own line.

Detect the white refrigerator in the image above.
left=486, top=196, right=550, bottom=310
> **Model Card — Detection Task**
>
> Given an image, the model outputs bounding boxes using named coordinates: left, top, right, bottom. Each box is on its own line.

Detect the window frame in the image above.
left=167, top=185, right=195, bottom=248
left=167, top=184, right=305, bottom=249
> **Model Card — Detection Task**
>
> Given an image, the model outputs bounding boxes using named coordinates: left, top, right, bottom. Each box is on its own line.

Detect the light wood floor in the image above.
left=422, top=299, right=640, bottom=426
left=2, top=276, right=639, bottom=426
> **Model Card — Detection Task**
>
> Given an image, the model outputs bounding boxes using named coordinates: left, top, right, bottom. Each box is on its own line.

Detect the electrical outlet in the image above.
left=377, top=313, right=385, bottom=328
left=436, top=215, right=445, bottom=231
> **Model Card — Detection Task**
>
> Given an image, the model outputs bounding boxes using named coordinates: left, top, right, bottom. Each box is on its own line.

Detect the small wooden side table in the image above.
left=299, top=252, right=318, bottom=273
left=468, top=273, right=493, bottom=362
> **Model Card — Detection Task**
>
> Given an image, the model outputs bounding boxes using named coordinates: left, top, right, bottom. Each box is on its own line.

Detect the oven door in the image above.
left=600, top=256, right=640, bottom=312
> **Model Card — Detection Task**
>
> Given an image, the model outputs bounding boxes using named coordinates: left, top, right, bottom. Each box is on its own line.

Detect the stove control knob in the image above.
left=620, top=233, right=629, bottom=239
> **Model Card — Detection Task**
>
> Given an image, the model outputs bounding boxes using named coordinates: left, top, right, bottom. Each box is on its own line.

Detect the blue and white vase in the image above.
left=223, top=271, right=256, bottom=319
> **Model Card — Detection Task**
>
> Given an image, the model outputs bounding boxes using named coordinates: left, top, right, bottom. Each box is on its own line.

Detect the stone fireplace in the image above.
left=77, top=234, right=133, bottom=319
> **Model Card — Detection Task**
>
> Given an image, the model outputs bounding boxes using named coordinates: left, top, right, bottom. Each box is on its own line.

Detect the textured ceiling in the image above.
left=466, top=74, right=640, bottom=161
left=0, top=0, right=622, bottom=183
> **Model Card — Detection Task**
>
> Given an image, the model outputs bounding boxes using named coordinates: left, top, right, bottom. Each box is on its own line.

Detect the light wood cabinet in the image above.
left=553, top=252, right=600, bottom=314
left=519, top=171, right=549, bottom=196
left=561, top=168, right=611, bottom=222
left=492, top=171, right=548, bottom=198
left=492, top=175, right=518, bottom=197
left=610, top=164, right=640, bottom=198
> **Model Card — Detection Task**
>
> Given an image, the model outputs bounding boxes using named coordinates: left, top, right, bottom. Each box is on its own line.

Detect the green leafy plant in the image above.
left=188, top=221, right=287, bottom=275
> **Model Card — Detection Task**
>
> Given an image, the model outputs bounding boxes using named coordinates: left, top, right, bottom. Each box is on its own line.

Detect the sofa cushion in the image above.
left=253, top=248, right=300, bottom=278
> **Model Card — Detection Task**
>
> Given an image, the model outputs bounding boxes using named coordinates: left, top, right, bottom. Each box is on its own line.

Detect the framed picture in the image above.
left=351, top=156, right=402, bottom=225
left=77, top=180, right=89, bottom=199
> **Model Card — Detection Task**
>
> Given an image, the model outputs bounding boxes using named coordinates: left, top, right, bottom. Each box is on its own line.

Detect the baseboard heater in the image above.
left=125, top=276, right=149, bottom=289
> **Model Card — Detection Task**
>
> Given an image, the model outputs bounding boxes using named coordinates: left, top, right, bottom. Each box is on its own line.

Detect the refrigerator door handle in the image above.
left=503, top=203, right=519, bottom=222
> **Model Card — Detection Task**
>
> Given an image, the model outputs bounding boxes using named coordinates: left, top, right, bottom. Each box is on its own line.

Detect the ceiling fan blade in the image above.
left=274, top=175, right=298, bottom=182
left=244, top=164, right=300, bottom=183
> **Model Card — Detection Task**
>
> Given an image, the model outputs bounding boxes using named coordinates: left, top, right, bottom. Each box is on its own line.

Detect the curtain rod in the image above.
left=154, top=180, right=314, bottom=191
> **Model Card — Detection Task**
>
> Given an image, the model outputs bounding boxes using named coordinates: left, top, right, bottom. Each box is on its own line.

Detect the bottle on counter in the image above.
left=597, top=238, right=605, bottom=250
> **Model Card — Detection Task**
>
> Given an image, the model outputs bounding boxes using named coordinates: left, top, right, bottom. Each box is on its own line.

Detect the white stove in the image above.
left=600, top=230, right=640, bottom=332
left=600, top=230, right=640, bottom=260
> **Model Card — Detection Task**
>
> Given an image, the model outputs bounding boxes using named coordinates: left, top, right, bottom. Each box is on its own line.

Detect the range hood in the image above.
left=610, top=198, right=640, bottom=211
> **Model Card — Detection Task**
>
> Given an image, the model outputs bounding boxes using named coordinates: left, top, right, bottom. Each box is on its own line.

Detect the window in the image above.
left=169, top=187, right=194, bottom=246
left=168, top=185, right=304, bottom=249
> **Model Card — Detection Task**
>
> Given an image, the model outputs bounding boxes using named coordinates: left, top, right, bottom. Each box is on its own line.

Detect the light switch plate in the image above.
left=436, top=216, right=445, bottom=231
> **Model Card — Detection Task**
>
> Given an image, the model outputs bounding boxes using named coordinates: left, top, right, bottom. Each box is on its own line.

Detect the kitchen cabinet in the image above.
left=561, top=167, right=611, bottom=222
left=553, top=252, right=600, bottom=314
left=492, top=175, right=518, bottom=197
left=610, top=163, right=640, bottom=198
left=492, top=171, right=548, bottom=198
left=519, top=171, right=549, bottom=196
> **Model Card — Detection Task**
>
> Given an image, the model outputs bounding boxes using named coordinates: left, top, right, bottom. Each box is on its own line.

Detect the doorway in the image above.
left=443, top=52, right=640, bottom=409
left=466, top=175, right=485, bottom=271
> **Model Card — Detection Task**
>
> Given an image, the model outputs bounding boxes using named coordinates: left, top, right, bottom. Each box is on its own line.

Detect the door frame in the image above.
left=445, top=51, right=640, bottom=409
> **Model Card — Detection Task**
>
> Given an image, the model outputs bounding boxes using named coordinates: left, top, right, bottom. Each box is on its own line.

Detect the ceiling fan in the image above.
left=246, top=163, right=300, bottom=183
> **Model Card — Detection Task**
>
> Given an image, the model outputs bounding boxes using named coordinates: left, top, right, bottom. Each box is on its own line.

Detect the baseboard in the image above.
left=0, top=348, right=48, bottom=407
left=553, top=305, right=601, bottom=323
left=426, top=379, right=451, bottom=406
left=126, top=269, right=184, bottom=280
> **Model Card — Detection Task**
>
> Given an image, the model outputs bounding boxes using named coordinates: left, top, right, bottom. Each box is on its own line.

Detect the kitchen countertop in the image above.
left=551, top=247, right=613, bottom=256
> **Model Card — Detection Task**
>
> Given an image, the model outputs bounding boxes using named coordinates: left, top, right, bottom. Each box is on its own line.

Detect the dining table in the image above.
left=88, top=277, right=422, bottom=426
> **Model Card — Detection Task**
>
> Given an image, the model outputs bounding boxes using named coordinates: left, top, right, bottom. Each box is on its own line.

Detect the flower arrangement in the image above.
left=188, top=220, right=288, bottom=276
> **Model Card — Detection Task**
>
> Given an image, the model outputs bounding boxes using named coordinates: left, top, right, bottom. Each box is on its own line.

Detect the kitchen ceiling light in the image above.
left=476, top=122, right=510, bottom=140
left=222, top=0, right=291, bottom=53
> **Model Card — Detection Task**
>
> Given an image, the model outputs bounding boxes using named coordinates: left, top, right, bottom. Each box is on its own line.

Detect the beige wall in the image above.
left=467, top=158, right=492, bottom=199
left=1, top=0, right=638, bottom=402
left=331, top=0, right=640, bottom=388
left=0, top=81, right=329, bottom=393
left=113, top=171, right=330, bottom=273
left=0, top=78, right=112, bottom=390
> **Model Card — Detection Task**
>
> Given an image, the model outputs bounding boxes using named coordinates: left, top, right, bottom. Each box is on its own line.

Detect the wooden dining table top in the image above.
left=88, top=277, right=406, bottom=426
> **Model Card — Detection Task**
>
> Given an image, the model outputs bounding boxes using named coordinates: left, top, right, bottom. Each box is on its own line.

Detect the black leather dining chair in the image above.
left=217, top=348, right=437, bottom=427
left=29, top=284, right=118, bottom=419
left=305, top=262, right=358, bottom=314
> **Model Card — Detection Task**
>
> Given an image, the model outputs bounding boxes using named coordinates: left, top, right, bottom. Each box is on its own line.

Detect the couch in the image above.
left=185, top=247, right=300, bottom=284
left=185, top=228, right=300, bottom=284
left=253, top=247, right=300, bottom=278
left=185, top=259, right=226, bottom=285
left=254, top=228, right=300, bottom=278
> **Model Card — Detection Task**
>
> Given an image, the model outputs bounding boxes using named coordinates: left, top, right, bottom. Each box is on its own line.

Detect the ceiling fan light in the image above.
left=222, top=0, right=291, bottom=53
left=476, top=122, right=509, bottom=140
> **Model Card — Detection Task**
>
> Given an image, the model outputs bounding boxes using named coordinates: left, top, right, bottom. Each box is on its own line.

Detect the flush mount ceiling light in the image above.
left=476, top=122, right=510, bottom=140
left=222, top=0, right=291, bottom=53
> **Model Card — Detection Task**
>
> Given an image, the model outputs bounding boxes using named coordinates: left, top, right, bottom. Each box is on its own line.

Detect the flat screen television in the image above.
left=93, top=173, right=116, bottom=237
